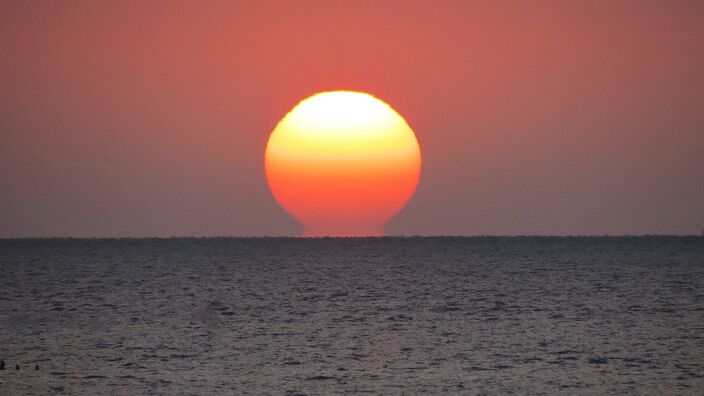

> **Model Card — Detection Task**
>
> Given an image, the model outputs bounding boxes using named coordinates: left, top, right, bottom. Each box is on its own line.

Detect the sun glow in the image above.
left=265, top=91, right=421, bottom=237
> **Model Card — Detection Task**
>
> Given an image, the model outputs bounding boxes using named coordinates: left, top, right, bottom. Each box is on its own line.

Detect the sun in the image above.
left=265, top=91, right=421, bottom=237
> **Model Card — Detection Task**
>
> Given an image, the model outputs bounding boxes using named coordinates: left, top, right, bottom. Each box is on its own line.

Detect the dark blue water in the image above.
left=1, top=237, right=703, bottom=394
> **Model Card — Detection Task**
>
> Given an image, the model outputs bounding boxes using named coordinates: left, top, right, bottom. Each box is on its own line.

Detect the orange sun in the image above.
left=265, top=91, right=421, bottom=237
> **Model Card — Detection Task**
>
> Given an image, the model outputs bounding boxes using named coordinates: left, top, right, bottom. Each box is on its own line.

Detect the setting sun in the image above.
left=265, top=91, right=421, bottom=236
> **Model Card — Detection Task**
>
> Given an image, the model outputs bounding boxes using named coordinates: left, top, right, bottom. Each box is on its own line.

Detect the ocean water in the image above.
left=0, top=237, right=703, bottom=395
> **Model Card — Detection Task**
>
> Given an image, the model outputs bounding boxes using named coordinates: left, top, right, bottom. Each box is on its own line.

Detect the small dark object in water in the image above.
left=305, top=375, right=336, bottom=381
left=588, top=356, right=609, bottom=364
left=15, top=364, right=20, bottom=370
left=35, top=365, right=39, bottom=370
left=0, top=360, right=4, bottom=370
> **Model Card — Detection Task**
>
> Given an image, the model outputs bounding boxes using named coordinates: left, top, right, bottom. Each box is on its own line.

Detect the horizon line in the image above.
left=0, top=234, right=702, bottom=241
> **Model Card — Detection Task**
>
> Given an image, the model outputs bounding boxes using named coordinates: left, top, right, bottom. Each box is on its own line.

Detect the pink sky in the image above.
left=1, top=1, right=703, bottom=237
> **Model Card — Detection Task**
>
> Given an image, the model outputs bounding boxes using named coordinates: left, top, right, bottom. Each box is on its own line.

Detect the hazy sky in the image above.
left=2, top=1, right=703, bottom=237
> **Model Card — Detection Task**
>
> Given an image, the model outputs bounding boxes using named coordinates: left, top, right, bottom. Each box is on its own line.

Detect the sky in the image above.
left=1, top=0, right=703, bottom=237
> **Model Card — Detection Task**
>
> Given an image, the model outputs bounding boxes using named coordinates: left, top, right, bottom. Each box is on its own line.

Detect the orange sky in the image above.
left=1, top=1, right=703, bottom=237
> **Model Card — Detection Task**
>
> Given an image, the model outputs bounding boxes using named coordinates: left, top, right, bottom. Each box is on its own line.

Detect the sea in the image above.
left=1, top=237, right=703, bottom=395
